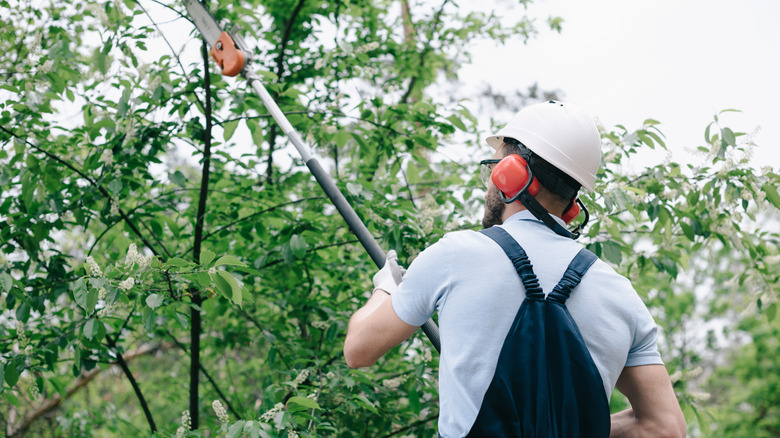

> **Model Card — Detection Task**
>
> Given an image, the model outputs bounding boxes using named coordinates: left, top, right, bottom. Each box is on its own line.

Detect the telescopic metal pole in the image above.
left=242, top=67, right=442, bottom=353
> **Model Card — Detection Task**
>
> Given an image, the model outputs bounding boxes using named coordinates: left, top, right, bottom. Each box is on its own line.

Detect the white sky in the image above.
left=460, top=0, right=780, bottom=167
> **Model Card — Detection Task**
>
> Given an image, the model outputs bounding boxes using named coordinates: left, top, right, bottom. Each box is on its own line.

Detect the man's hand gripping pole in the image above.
left=186, top=0, right=441, bottom=353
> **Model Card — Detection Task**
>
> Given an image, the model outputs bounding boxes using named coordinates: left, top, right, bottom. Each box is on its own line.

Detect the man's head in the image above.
left=481, top=101, right=601, bottom=229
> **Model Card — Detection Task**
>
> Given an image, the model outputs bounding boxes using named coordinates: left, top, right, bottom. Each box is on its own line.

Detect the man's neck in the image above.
left=502, top=198, right=563, bottom=223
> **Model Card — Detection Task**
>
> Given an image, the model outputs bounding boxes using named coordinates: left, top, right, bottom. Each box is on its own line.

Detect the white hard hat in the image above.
left=486, top=100, right=601, bottom=191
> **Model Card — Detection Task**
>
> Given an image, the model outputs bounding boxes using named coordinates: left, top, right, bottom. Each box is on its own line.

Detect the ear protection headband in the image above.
left=491, top=154, right=589, bottom=239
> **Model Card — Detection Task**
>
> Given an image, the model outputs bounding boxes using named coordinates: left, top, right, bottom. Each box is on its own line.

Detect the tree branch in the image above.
left=379, top=413, right=438, bottom=438
left=0, top=125, right=160, bottom=257
left=105, top=334, right=157, bottom=433
left=189, top=40, right=215, bottom=429
left=191, top=196, right=325, bottom=250
left=6, top=343, right=171, bottom=437
left=165, top=330, right=243, bottom=419
left=400, top=0, right=450, bottom=104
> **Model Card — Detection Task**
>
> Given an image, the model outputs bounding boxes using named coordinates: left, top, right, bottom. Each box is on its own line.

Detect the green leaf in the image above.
left=446, top=114, right=467, bottom=131
left=602, top=241, right=623, bottom=266
left=4, top=363, right=19, bottom=388
left=169, top=170, right=186, bottom=187
left=16, top=302, right=30, bottom=321
left=287, top=396, right=320, bottom=412
left=763, top=184, right=780, bottom=209
left=108, top=179, right=123, bottom=194
left=0, top=272, right=12, bottom=292
left=200, top=249, right=216, bottom=266
left=352, top=394, right=378, bottom=414
left=247, top=118, right=264, bottom=147
left=214, top=255, right=246, bottom=267
left=145, top=293, right=164, bottom=309
left=223, top=119, right=239, bottom=141
left=83, top=319, right=98, bottom=340
left=680, top=222, right=695, bottom=242
left=767, top=303, right=777, bottom=322
left=227, top=420, right=246, bottom=438
left=217, top=271, right=242, bottom=307
left=85, top=289, right=98, bottom=314
left=290, top=234, right=308, bottom=259
left=166, top=257, right=190, bottom=268
left=408, top=387, right=421, bottom=414
left=721, top=127, right=736, bottom=147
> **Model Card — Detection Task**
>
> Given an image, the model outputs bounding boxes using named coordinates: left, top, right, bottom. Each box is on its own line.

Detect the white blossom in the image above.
left=212, top=400, right=229, bottom=423
left=125, top=243, right=153, bottom=269
left=356, top=41, right=380, bottom=53
left=110, top=198, right=120, bottom=217
left=101, top=149, right=114, bottom=166
left=181, top=410, right=191, bottom=430
left=763, top=255, right=780, bottom=265
left=118, top=277, right=135, bottom=291
left=690, top=391, right=711, bottom=401
left=259, top=402, right=284, bottom=422
left=293, top=369, right=309, bottom=386
left=25, top=345, right=33, bottom=366
left=39, top=59, right=53, bottom=75
left=684, top=366, right=703, bottom=379
left=382, top=376, right=405, bottom=390
left=86, top=256, right=103, bottom=277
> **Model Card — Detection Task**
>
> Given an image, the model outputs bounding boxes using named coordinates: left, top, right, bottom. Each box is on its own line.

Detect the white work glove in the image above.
left=372, top=250, right=406, bottom=295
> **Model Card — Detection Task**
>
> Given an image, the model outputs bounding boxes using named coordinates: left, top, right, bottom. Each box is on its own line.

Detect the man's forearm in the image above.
left=610, top=408, right=685, bottom=438
left=610, top=408, right=639, bottom=437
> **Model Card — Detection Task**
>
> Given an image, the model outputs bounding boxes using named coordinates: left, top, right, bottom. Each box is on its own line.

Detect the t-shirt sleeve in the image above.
left=391, top=235, right=452, bottom=327
left=625, top=307, right=664, bottom=367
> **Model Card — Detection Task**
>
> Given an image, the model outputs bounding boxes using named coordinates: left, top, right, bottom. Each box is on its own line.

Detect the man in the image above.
left=344, top=101, right=686, bottom=437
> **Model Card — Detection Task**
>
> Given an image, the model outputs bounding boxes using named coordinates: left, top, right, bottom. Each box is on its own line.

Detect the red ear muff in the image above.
left=561, top=198, right=580, bottom=224
left=491, top=154, right=539, bottom=200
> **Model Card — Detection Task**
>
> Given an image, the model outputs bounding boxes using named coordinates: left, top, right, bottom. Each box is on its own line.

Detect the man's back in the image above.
left=392, top=210, right=662, bottom=437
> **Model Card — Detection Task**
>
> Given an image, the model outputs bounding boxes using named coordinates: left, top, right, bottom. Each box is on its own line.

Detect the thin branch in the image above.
left=6, top=343, right=170, bottom=437
left=192, top=196, right=325, bottom=250
left=165, top=330, right=243, bottom=419
left=379, top=413, right=438, bottom=438
left=0, top=125, right=160, bottom=256
left=218, top=109, right=406, bottom=136
left=105, top=334, right=157, bottom=433
left=131, top=0, right=205, bottom=113
left=257, top=238, right=361, bottom=270
left=400, top=0, right=451, bottom=104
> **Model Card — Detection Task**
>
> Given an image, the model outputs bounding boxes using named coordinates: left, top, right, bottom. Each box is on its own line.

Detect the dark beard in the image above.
left=482, top=185, right=506, bottom=229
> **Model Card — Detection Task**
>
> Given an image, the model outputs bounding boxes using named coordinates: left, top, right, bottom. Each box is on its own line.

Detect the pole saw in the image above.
left=183, top=0, right=442, bottom=353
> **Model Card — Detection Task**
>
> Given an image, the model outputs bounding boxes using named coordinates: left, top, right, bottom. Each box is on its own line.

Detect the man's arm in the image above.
left=343, top=291, right=418, bottom=368
left=610, top=364, right=687, bottom=438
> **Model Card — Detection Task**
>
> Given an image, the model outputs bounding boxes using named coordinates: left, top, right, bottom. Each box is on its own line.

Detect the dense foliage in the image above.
left=0, top=0, right=778, bottom=436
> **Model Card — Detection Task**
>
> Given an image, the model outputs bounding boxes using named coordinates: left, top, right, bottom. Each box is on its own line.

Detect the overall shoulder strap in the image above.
left=480, top=226, right=544, bottom=298
left=547, top=248, right=598, bottom=304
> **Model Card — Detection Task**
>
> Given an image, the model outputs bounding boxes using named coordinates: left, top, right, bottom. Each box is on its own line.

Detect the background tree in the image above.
left=1, top=0, right=778, bottom=437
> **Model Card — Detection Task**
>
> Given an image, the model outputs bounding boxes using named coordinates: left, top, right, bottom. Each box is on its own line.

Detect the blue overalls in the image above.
left=465, top=226, right=610, bottom=437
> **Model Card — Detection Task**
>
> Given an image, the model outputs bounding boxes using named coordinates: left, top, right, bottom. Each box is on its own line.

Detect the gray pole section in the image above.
left=244, top=68, right=442, bottom=353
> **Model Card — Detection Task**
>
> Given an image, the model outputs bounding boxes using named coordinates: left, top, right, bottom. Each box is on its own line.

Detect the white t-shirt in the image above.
left=392, top=210, right=663, bottom=438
